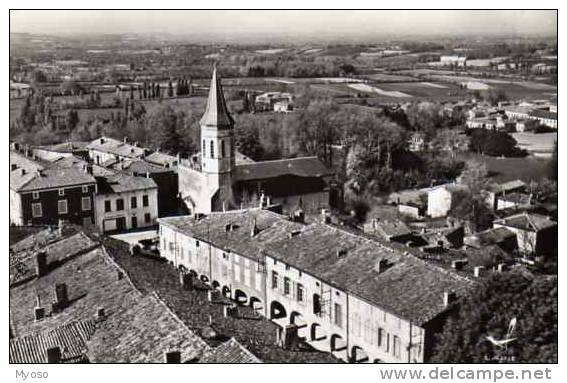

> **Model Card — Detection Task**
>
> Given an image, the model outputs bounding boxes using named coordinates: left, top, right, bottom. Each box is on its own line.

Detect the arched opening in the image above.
left=270, top=300, right=287, bottom=320
left=200, top=275, right=210, bottom=284
left=312, top=293, right=322, bottom=316
left=234, top=289, right=248, bottom=305
left=330, top=334, right=347, bottom=352
left=249, top=296, right=263, bottom=312
left=350, top=346, right=369, bottom=363
left=289, top=311, right=307, bottom=328
left=178, top=265, right=187, bottom=273
left=189, top=269, right=198, bottom=278
left=212, top=280, right=220, bottom=290
left=310, top=323, right=326, bottom=341
left=221, top=285, right=231, bottom=298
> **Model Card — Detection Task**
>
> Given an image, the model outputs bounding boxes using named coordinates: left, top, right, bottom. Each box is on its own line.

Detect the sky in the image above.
left=10, top=10, right=557, bottom=40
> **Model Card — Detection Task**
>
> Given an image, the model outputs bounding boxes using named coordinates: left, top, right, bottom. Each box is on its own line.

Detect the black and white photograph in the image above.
left=6, top=5, right=560, bottom=379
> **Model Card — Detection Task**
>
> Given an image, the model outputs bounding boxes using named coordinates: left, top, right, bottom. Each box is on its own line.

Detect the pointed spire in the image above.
left=200, top=64, right=234, bottom=129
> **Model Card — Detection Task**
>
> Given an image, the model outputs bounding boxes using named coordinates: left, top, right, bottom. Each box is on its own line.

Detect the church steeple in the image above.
left=200, top=65, right=235, bottom=175
left=200, top=65, right=234, bottom=129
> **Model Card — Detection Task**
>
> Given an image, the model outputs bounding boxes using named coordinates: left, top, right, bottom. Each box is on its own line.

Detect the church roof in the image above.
left=200, top=67, right=234, bottom=129
left=234, top=157, right=331, bottom=182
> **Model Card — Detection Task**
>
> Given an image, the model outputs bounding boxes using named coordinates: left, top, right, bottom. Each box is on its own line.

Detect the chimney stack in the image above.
left=34, top=307, right=45, bottom=321
left=250, top=220, right=260, bottom=237
left=321, top=209, right=331, bottom=224
left=11, top=164, right=17, bottom=171
left=54, top=283, right=69, bottom=308
left=46, top=347, right=62, bottom=363
left=35, top=251, right=48, bottom=277
left=497, top=263, right=507, bottom=273
left=374, top=259, right=389, bottom=273
left=443, top=291, right=457, bottom=308
left=451, top=259, right=467, bottom=271
left=20, top=168, right=26, bottom=176
left=123, top=136, right=128, bottom=144
left=474, top=266, right=485, bottom=277
left=292, top=209, right=305, bottom=223
left=97, top=307, right=106, bottom=319
left=164, top=351, right=181, bottom=364
left=85, top=164, right=93, bottom=175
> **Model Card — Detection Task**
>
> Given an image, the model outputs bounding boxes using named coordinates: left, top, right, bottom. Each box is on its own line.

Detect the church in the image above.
left=178, top=67, right=333, bottom=215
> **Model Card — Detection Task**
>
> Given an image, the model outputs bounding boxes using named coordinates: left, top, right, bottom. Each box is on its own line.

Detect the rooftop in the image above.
left=199, top=338, right=262, bottom=363
left=144, top=151, right=178, bottom=168
left=86, top=137, right=148, bottom=159
left=96, top=173, right=157, bottom=195
left=200, top=67, right=234, bottom=129
left=10, top=152, right=96, bottom=192
left=495, top=212, right=557, bottom=232
left=234, top=156, right=331, bottom=182
left=160, top=209, right=474, bottom=326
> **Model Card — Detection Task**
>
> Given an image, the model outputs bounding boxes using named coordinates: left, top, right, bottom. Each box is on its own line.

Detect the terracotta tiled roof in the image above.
left=234, top=157, right=331, bottom=182
left=160, top=209, right=474, bottom=326
left=200, top=67, right=234, bottom=129
left=10, top=320, right=96, bottom=363
left=200, top=338, right=262, bottom=363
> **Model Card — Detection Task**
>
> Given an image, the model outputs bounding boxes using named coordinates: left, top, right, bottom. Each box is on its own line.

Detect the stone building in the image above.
left=178, top=67, right=332, bottom=215
left=158, top=208, right=473, bottom=363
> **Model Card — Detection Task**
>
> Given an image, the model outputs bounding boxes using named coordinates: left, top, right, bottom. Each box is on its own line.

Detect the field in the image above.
left=455, top=152, right=551, bottom=184
left=511, top=132, right=557, bottom=158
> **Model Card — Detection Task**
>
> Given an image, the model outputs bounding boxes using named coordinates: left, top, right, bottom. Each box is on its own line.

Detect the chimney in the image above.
left=321, top=209, right=331, bottom=224
left=443, top=291, right=457, bottom=308
left=336, top=249, right=347, bottom=258
left=117, top=270, right=124, bottom=280
left=20, top=168, right=26, bottom=176
left=180, top=273, right=193, bottom=290
left=288, top=230, right=301, bottom=239
left=292, top=209, right=305, bottom=223
left=250, top=219, right=260, bottom=237
left=497, top=263, right=507, bottom=273
left=223, top=304, right=237, bottom=318
left=451, top=259, right=467, bottom=271
left=97, top=307, right=106, bottom=319
left=54, top=283, right=69, bottom=308
left=474, top=266, right=485, bottom=278
left=374, top=259, right=389, bottom=273
left=100, top=137, right=105, bottom=144
left=35, top=251, right=48, bottom=277
left=45, top=347, right=61, bottom=363
left=36, top=169, right=44, bottom=177
left=259, top=193, right=267, bottom=208
left=123, top=136, right=128, bottom=144
left=11, top=164, right=17, bottom=171
left=164, top=351, right=181, bottom=364
left=34, top=307, right=45, bottom=321
left=85, top=164, right=93, bottom=175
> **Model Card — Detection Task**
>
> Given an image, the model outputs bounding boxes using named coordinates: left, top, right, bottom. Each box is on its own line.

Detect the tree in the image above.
left=148, top=105, right=182, bottom=153
left=451, top=160, right=492, bottom=231
left=65, top=109, right=79, bottom=131
left=431, top=129, right=469, bottom=159
left=547, top=141, right=558, bottom=181
left=431, top=273, right=557, bottom=363
left=469, top=130, right=526, bottom=157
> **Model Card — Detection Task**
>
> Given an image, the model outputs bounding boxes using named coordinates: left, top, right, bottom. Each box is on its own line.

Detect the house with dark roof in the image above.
left=178, top=67, right=332, bottom=215
left=87, top=136, right=150, bottom=165
left=463, top=226, right=518, bottom=254
left=427, top=184, right=468, bottom=218
left=10, top=151, right=96, bottom=227
left=493, top=213, right=557, bottom=260
left=9, top=231, right=211, bottom=363
left=159, top=208, right=474, bottom=363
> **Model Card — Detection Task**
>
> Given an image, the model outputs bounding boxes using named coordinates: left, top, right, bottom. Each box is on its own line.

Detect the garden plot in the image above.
left=348, top=83, right=413, bottom=98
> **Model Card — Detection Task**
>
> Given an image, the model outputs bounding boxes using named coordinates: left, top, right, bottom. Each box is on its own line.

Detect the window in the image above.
left=32, top=203, right=42, bottom=218
left=284, top=277, right=291, bottom=296
left=32, top=191, right=39, bottom=200
left=58, top=188, right=65, bottom=196
left=202, top=139, right=206, bottom=155
left=131, top=196, right=137, bottom=209
left=221, top=140, right=226, bottom=158
left=81, top=197, right=91, bottom=211
left=296, top=283, right=304, bottom=302
left=196, top=240, right=200, bottom=248
left=223, top=252, right=229, bottom=260
left=116, top=198, right=124, bottom=211
left=132, top=216, right=138, bottom=228
left=377, top=328, right=384, bottom=348
left=142, top=195, right=149, bottom=207
left=271, top=271, right=278, bottom=289
left=104, top=200, right=111, bottom=213
left=313, top=294, right=321, bottom=315
left=285, top=264, right=290, bottom=271
left=82, top=185, right=89, bottom=193
left=58, top=200, right=68, bottom=214
left=334, top=303, right=343, bottom=328
left=145, top=213, right=151, bottom=223
left=386, top=333, right=390, bottom=353
left=393, top=336, right=401, bottom=358
left=210, top=140, right=215, bottom=158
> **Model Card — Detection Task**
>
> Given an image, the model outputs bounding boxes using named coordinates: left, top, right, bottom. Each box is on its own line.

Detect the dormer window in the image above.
left=58, top=188, right=65, bottom=196
left=210, top=140, right=215, bottom=158
left=32, top=191, right=39, bottom=200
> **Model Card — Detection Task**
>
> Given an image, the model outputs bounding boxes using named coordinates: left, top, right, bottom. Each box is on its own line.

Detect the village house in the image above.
left=397, top=201, right=425, bottom=219
left=158, top=208, right=473, bottom=363
left=87, top=136, right=150, bottom=166
left=95, top=173, right=158, bottom=233
left=485, top=179, right=527, bottom=210
left=427, top=184, right=468, bottom=218
left=10, top=151, right=96, bottom=227
left=493, top=212, right=557, bottom=261
left=463, top=226, right=518, bottom=254
left=178, top=67, right=332, bottom=215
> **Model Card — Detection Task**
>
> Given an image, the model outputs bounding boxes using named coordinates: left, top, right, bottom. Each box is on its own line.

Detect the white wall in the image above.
left=95, top=187, right=158, bottom=232
left=10, top=189, right=23, bottom=225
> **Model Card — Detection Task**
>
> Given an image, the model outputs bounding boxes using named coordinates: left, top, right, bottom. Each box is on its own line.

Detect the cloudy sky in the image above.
left=10, top=10, right=557, bottom=39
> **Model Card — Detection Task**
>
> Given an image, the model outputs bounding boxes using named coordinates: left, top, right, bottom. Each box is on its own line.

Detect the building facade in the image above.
left=158, top=209, right=472, bottom=363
